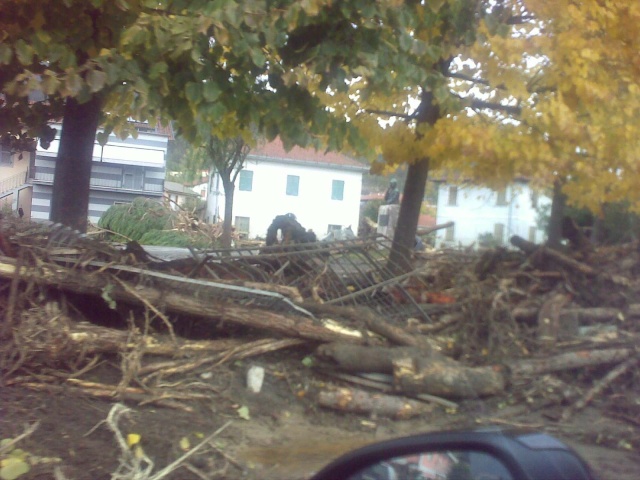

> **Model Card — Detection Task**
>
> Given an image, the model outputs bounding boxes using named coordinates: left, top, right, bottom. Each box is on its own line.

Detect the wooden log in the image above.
left=561, top=355, right=640, bottom=421
left=392, top=357, right=506, bottom=398
left=0, top=258, right=363, bottom=345
left=317, top=387, right=433, bottom=419
left=508, top=348, right=632, bottom=378
left=302, top=302, right=437, bottom=349
left=513, top=305, right=640, bottom=324
left=510, top=235, right=596, bottom=276
left=510, top=235, right=538, bottom=254
left=315, top=343, right=434, bottom=373
left=207, top=279, right=304, bottom=303
left=411, top=313, right=462, bottom=334
left=315, top=369, right=459, bottom=410
left=66, top=322, right=246, bottom=357
left=416, top=221, right=454, bottom=236
left=537, top=292, right=574, bottom=347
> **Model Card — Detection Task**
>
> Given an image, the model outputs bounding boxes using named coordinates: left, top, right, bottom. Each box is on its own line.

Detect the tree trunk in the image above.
left=546, top=178, right=566, bottom=250
left=221, top=173, right=234, bottom=248
left=50, top=95, right=103, bottom=232
left=387, top=90, right=440, bottom=273
left=388, top=158, right=430, bottom=273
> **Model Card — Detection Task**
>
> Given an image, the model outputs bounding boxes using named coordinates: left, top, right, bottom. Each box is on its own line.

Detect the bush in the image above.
left=98, top=198, right=173, bottom=242
left=138, top=229, right=214, bottom=248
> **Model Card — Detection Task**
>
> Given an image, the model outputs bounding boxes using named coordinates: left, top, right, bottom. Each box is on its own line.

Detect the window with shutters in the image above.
left=448, top=186, right=458, bottom=206
left=238, top=170, right=253, bottom=191
left=286, top=175, right=299, bottom=196
left=496, top=188, right=508, bottom=206
left=331, top=180, right=344, bottom=200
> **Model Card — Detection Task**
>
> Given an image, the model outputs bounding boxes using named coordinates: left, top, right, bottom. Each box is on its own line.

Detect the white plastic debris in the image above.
left=247, top=365, right=265, bottom=393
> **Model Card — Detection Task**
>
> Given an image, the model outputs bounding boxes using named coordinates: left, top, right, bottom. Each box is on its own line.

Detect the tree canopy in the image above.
left=2, top=0, right=638, bottom=250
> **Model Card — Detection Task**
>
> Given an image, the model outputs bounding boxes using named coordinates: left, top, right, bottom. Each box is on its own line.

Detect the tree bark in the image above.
left=508, top=348, right=632, bottom=378
left=387, top=89, right=440, bottom=274
left=50, top=95, right=103, bottom=232
left=393, top=357, right=506, bottom=398
left=221, top=173, right=234, bottom=248
left=546, top=178, right=567, bottom=250
left=317, top=387, right=433, bottom=419
left=0, top=258, right=364, bottom=345
left=315, top=343, right=430, bottom=373
left=388, top=158, right=430, bottom=273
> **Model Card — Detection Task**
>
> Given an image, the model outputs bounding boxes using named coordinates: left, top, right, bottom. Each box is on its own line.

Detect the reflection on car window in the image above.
left=348, top=450, right=514, bottom=480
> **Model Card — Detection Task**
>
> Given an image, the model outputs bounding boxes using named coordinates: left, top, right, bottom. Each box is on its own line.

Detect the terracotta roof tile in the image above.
left=250, top=137, right=366, bottom=169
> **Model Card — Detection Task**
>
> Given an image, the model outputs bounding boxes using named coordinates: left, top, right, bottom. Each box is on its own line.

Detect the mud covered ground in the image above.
left=2, top=351, right=639, bottom=480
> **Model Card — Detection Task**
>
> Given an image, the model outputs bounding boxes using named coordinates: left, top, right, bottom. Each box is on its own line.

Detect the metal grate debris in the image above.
left=197, top=235, right=432, bottom=322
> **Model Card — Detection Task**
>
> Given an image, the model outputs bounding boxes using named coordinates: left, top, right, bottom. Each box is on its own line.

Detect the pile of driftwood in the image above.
left=0, top=219, right=639, bottom=429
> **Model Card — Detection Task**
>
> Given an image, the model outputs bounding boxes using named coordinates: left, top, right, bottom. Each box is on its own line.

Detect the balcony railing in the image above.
left=32, top=171, right=163, bottom=193
left=0, top=171, right=28, bottom=194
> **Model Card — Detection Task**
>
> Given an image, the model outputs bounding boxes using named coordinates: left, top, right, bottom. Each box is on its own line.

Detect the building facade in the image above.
left=31, top=123, right=169, bottom=224
left=434, top=180, right=550, bottom=248
left=0, top=147, right=32, bottom=217
left=206, top=138, right=368, bottom=239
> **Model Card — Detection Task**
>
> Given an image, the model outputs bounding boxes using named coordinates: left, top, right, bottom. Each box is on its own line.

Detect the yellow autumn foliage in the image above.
left=334, top=0, right=640, bottom=213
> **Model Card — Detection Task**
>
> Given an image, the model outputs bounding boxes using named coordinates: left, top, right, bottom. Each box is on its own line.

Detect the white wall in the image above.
left=207, top=159, right=364, bottom=239
left=435, top=182, right=551, bottom=248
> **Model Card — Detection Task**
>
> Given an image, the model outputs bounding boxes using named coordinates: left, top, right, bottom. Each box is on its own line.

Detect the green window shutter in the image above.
left=239, top=170, right=253, bottom=191
left=286, top=175, right=299, bottom=196
left=331, top=180, right=344, bottom=200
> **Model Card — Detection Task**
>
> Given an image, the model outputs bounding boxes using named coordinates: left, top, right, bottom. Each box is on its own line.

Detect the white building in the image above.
left=434, top=180, right=550, bottom=248
left=206, top=138, right=368, bottom=239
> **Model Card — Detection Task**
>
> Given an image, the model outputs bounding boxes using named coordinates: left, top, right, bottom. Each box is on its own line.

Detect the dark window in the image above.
left=448, top=186, right=458, bottom=206
left=328, top=224, right=342, bottom=232
left=122, top=167, right=143, bottom=190
left=331, top=180, right=344, bottom=200
left=496, top=188, right=508, bottom=206
left=286, top=175, right=299, bottom=196
left=239, top=170, right=253, bottom=191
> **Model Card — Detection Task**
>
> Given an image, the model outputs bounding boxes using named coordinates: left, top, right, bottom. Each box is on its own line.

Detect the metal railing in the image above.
left=33, top=171, right=163, bottom=193
left=0, top=171, right=28, bottom=194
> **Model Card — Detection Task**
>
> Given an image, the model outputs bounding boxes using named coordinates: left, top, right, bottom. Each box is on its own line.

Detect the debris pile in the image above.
left=1, top=219, right=639, bottom=436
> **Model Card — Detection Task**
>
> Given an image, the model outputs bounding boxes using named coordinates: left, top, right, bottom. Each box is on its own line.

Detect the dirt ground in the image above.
left=2, top=351, right=639, bottom=480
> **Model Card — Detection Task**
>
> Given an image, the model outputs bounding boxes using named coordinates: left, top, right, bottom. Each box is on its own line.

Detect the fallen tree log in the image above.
left=302, top=302, right=428, bottom=348
left=416, top=221, right=454, bottom=236
left=537, top=291, right=574, bottom=347
left=513, top=305, right=640, bottom=324
left=316, top=343, right=504, bottom=398
left=508, top=348, right=633, bottom=378
left=0, top=257, right=364, bottom=345
left=66, top=322, right=250, bottom=357
left=561, top=355, right=640, bottom=421
left=511, top=236, right=632, bottom=287
left=410, top=313, right=462, bottom=334
left=392, top=357, right=506, bottom=398
left=316, top=343, right=437, bottom=373
left=315, top=369, right=459, bottom=410
left=317, top=386, right=434, bottom=419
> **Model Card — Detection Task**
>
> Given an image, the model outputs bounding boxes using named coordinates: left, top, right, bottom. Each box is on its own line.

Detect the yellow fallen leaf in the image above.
left=127, top=433, right=141, bottom=448
left=179, top=437, right=191, bottom=452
